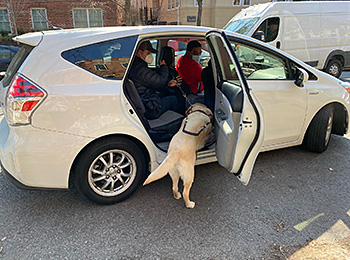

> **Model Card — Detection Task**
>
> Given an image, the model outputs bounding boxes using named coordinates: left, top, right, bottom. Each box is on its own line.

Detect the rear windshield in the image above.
left=2, top=44, right=34, bottom=87
left=223, top=17, right=259, bottom=35
left=61, top=35, right=137, bottom=80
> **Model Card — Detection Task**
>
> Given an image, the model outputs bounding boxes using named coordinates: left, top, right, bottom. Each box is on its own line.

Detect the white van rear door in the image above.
left=206, top=30, right=265, bottom=185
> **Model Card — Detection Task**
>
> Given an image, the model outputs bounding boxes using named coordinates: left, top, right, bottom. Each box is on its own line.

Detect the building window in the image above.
left=168, top=0, right=180, bottom=10
left=194, top=0, right=204, bottom=7
left=0, top=9, right=11, bottom=33
left=233, top=0, right=241, bottom=6
left=242, top=0, right=251, bottom=6
left=73, top=9, right=103, bottom=28
left=31, top=8, right=48, bottom=31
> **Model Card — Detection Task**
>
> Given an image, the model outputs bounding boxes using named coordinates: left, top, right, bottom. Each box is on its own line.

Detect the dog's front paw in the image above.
left=173, top=191, right=181, bottom=200
left=186, top=201, right=195, bottom=209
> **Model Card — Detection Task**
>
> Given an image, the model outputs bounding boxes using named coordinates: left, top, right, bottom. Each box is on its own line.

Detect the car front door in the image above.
left=206, top=30, right=265, bottom=185
left=227, top=37, right=307, bottom=148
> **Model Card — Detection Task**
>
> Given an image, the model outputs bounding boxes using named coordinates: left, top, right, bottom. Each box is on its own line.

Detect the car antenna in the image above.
left=37, top=11, right=63, bottom=30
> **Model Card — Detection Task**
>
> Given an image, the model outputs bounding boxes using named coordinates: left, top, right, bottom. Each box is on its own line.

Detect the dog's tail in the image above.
left=143, top=152, right=178, bottom=186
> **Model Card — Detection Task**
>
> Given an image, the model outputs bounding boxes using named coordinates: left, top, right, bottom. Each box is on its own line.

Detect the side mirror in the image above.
left=252, top=31, right=265, bottom=41
left=294, top=67, right=309, bottom=88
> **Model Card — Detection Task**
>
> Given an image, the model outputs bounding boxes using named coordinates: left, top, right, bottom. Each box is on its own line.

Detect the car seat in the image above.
left=202, top=60, right=215, bottom=111
left=124, top=78, right=184, bottom=142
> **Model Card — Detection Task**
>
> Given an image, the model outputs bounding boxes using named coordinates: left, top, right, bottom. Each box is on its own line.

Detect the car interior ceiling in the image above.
left=124, top=37, right=216, bottom=151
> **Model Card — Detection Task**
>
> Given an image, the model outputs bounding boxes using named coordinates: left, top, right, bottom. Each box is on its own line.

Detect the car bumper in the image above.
left=0, top=117, right=91, bottom=189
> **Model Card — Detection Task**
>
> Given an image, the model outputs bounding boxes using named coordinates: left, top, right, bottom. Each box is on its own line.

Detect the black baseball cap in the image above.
left=139, top=40, right=157, bottom=53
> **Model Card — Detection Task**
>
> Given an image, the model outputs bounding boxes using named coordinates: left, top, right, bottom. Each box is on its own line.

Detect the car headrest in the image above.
left=159, top=46, right=175, bottom=68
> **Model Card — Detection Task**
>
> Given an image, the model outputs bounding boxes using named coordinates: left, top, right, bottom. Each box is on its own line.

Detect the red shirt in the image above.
left=176, top=54, right=204, bottom=94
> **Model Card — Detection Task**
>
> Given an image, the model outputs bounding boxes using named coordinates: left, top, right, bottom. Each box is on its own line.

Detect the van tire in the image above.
left=303, top=105, right=333, bottom=153
left=325, top=59, right=342, bottom=78
left=73, top=137, right=147, bottom=204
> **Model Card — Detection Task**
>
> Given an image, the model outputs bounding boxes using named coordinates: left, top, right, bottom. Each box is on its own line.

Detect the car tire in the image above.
left=303, top=105, right=333, bottom=153
left=73, top=137, right=147, bottom=204
left=325, top=59, right=342, bottom=78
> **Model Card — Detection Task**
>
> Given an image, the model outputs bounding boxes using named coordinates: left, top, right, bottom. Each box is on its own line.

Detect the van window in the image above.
left=2, top=44, right=34, bottom=87
left=223, top=17, right=259, bottom=35
left=255, top=17, right=280, bottom=42
left=61, top=35, right=138, bottom=79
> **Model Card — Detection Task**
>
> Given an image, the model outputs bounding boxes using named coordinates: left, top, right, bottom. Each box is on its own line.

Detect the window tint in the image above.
left=231, top=40, right=289, bottom=80
left=255, top=17, right=280, bottom=42
left=61, top=36, right=138, bottom=79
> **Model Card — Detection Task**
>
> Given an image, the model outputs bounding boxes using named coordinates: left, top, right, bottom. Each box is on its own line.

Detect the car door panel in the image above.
left=248, top=80, right=307, bottom=147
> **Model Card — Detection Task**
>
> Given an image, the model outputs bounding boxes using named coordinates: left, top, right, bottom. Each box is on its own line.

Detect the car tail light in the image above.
left=5, top=74, right=46, bottom=125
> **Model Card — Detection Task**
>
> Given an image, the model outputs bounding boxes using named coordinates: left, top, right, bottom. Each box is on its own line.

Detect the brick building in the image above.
left=0, top=0, right=126, bottom=35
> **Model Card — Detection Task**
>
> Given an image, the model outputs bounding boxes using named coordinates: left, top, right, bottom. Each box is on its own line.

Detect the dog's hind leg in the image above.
left=169, top=169, right=181, bottom=200
left=180, top=165, right=195, bottom=209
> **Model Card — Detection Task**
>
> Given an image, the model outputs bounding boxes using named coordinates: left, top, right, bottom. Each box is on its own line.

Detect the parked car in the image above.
left=223, top=1, right=350, bottom=78
left=0, top=45, right=19, bottom=72
left=0, top=26, right=349, bottom=205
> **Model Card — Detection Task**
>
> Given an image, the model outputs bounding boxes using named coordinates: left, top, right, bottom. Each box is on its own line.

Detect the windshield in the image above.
left=223, top=17, right=259, bottom=35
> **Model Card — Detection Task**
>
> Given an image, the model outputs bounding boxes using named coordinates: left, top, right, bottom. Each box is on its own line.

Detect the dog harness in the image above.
left=182, top=109, right=212, bottom=136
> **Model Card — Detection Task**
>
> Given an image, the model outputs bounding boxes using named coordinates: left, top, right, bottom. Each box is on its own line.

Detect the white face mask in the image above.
left=192, top=55, right=200, bottom=63
left=145, top=53, right=154, bottom=64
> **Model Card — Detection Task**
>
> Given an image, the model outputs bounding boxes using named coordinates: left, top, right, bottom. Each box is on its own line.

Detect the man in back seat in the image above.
left=129, top=40, right=182, bottom=120
left=176, top=40, right=204, bottom=95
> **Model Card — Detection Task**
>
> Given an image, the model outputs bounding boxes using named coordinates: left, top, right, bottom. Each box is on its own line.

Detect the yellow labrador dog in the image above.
left=143, top=103, right=213, bottom=208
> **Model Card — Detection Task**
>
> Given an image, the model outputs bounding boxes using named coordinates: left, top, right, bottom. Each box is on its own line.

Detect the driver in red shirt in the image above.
left=176, top=40, right=204, bottom=94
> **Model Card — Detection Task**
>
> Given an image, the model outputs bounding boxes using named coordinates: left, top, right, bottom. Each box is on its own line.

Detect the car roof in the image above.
left=14, top=26, right=217, bottom=48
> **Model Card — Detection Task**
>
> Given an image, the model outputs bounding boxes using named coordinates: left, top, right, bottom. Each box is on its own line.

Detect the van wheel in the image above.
left=303, top=105, right=333, bottom=153
left=325, top=59, right=342, bottom=78
left=73, top=137, right=147, bottom=204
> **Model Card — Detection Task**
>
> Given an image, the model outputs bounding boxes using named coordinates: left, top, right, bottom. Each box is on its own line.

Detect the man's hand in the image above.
left=167, top=79, right=177, bottom=87
left=175, top=75, right=182, bottom=85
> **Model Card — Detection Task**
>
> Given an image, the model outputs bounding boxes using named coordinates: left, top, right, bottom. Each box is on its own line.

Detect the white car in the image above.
left=0, top=26, right=349, bottom=204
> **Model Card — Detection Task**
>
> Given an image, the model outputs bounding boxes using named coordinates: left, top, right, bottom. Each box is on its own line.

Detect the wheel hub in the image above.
left=88, top=149, right=137, bottom=197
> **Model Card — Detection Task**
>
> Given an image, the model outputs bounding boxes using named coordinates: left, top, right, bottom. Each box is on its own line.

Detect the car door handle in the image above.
left=215, top=109, right=227, bottom=121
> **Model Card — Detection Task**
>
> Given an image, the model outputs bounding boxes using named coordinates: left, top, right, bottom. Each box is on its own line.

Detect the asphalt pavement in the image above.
left=0, top=72, right=349, bottom=259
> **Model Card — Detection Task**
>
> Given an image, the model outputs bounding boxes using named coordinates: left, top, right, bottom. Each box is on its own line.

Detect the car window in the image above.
left=230, top=40, right=289, bottom=80
left=255, top=17, right=280, bottom=42
left=168, top=39, right=210, bottom=68
left=149, top=40, right=158, bottom=68
left=2, top=44, right=34, bottom=87
left=61, top=35, right=138, bottom=79
left=208, top=35, right=241, bottom=86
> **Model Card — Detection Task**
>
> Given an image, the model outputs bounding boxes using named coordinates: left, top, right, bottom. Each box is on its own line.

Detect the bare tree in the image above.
left=196, top=0, right=203, bottom=26
left=84, top=0, right=132, bottom=25
left=4, top=0, right=27, bottom=35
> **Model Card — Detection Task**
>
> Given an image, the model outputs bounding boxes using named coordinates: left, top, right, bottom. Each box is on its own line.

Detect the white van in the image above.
left=223, top=1, right=350, bottom=78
